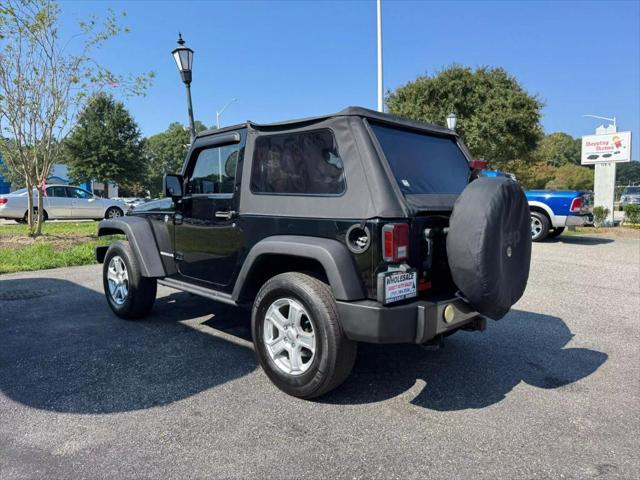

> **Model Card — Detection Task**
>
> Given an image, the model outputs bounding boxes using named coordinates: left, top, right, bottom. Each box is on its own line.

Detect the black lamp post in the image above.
left=172, top=33, right=196, bottom=142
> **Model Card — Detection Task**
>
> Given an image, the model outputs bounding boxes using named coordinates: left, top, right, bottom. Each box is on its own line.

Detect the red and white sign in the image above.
left=581, top=131, right=632, bottom=164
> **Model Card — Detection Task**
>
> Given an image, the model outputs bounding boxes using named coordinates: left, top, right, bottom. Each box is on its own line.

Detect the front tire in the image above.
left=252, top=272, right=357, bottom=399
left=531, top=211, right=551, bottom=242
left=102, top=240, right=157, bottom=319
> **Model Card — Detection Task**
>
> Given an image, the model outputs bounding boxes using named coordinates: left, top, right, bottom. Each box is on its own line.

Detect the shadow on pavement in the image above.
left=321, top=309, right=608, bottom=410
left=0, top=278, right=607, bottom=413
left=551, top=235, right=614, bottom=245
left=0, top=278, right=256, bottom=414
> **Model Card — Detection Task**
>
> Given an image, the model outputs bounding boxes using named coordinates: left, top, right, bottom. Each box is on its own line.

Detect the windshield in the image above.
left=370, top=124, right=470, bottom=195
left=623, top=187, right=640, bottom=195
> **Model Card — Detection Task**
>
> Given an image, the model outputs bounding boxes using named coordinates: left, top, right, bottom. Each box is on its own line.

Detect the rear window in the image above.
left=370, top=124, right=470, bottom=195
left=624, top=187, right=640, bottom=195
left=251, top=129, right=345, bottom=195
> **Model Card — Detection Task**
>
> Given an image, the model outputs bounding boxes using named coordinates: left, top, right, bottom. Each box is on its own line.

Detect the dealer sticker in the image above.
left=383, top=269, right=417, bottom=304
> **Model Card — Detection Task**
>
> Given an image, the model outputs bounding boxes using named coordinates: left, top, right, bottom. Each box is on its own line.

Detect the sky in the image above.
left=57, top=0, right=640, bottom=157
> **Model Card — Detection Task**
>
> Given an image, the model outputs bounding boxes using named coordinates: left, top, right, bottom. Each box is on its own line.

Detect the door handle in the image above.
left=215, top=210, right=237, bottom=220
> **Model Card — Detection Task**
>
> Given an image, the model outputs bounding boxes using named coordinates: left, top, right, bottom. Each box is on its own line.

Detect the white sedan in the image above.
left=0, top=185, right=128, bottom=222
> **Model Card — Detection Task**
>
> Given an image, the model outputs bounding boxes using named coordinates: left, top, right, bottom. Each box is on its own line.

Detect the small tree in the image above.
left=0, top=0, right=152, bottom=234
left=387, top=65, right=544, bottom=170
left=593, top=206, right=609, bottom=228
left=63, top=92, right=146, bottom=195
left=623, top=204, right=640, bottom=226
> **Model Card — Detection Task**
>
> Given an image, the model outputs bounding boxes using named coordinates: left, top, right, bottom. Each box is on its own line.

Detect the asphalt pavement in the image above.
left=0, top=234, right=638, bottom=479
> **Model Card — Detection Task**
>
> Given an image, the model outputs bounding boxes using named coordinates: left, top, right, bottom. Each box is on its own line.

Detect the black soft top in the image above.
left=197, top=106, right=456, bottom=139
left=194, top=106, right=469, bottom=219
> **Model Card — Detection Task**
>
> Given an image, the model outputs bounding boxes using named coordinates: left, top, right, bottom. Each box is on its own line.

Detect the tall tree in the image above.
left=387, top=65, right=544, bottom=170
left=63, top=92, right=145, bottom=194
left=534, top=132, right=581, bottom=166
left=546, top=163, right=594, bottom=191
left=144, top=120, right=208, bottom=196
left=0, top=0, right=152, bottom=234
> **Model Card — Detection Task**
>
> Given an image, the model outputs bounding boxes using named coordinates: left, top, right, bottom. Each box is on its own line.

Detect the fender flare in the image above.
left=528, top=201, right=555, bottom=222
left=97, top=217, right=165, bottom=278
left=232, top=235, right=366, bottom=301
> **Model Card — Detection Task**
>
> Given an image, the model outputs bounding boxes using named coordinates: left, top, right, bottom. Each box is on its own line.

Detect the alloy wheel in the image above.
left=263, top=297, right=316, bottom=376
left=107, top=256, right=129, bottom=305
left=531, top=216, right=543, bottom=240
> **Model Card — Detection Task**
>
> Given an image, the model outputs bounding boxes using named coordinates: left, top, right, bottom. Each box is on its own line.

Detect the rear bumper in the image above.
left=336, top=297, right=484, bottom=344
left=565, top=214, right=593, bottom=226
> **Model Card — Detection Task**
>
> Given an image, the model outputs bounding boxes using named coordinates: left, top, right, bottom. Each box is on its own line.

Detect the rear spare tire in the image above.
left=446, top=177, right=531, bottom=319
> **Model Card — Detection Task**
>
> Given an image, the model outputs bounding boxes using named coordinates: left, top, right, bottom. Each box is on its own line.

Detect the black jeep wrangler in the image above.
left=96, top=107, right=531, bottom=398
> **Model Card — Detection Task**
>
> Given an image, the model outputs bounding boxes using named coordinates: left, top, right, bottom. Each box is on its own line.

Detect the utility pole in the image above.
left=377, top=0, right=384, bottom=113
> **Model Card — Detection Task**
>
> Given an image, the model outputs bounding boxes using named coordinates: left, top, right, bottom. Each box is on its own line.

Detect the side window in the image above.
left=47, top=186, right=67, bottom=197
left=67, top=187, right=92, bottom=199
left=251, top=129, right=345, bottom=195
left=187, top=140, right=243, bottom=195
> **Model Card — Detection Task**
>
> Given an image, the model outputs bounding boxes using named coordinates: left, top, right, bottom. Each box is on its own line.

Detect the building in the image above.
left=0, top=157, right=96, bottom=195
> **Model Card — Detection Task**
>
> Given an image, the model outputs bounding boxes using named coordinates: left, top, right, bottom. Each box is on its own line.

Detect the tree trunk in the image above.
left=35, top=184, right=44, bottom=236
left=26, top=180, right=35, bottom=235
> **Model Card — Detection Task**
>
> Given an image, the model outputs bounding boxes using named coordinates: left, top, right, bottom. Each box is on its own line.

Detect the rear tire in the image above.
left=105, top=206, right=124, bottom=219
left=252, top=272, right=357, bottom=399
left=23, top=209, right=47, bottom=223
left=547, top=227, right=565, bottom=238
left=102, top=240, right=157, bottom=319
left=531, top=211, right=550, bottom=242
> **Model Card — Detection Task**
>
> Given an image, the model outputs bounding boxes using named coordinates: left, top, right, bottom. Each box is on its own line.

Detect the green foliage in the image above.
left=387, top=65, right=543, bottom=169
left=545, top=163, right=594, bottom=190
left=593, top=206, right=609, bottom=228
left=623, top=204, right=640, bottom=225
left=617, top=161, right=640, bottom=186
left=534, top=132, right=581, bottom=166
left=143, top=120, right=209, bottom=196
left=63, top=92, right=146, bottom=191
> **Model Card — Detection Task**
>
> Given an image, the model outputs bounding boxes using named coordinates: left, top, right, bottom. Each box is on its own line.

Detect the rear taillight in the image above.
left=570, top=197, right=582, bottom=212
left=470, top=159, right=487, bottom=170
left=382, top=223, right=410, bottom=263
left=0, top=197, right=7, bottom=205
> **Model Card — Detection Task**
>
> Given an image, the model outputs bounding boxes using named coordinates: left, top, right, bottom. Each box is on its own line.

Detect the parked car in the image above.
left=95, top=107, right=532, bottom=399
left=619, top=186, right=640, bottom=210
left=526, top=190, right=593, bottom=241
left=0, top=185, right=127, bottom=222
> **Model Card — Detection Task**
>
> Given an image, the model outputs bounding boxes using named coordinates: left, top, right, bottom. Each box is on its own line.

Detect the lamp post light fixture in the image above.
left=446, top=112, right=457, bottom=131
left=172, top=33, right=196, bottom=142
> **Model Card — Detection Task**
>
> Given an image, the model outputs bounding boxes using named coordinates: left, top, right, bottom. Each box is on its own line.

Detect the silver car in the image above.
left=620, top=186, right=640, bottom=209
left=0, top=185, right=127, bottom=222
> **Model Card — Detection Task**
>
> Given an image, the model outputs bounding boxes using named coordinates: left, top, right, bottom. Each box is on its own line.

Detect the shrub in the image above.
left=624, top=204, right=640, bottom=225
left=593, top=206, right=609, bottom=228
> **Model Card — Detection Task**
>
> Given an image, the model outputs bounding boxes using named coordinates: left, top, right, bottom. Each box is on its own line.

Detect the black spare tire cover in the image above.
left=446, top=177, right=531, bottom=319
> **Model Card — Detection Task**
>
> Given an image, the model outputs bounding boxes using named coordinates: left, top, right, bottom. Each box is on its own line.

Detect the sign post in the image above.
left=581, top=130, right=632, bottom=225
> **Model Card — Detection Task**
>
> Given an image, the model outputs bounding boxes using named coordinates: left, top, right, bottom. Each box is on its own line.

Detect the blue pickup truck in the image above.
left=526, top=190, right=593, bottom=241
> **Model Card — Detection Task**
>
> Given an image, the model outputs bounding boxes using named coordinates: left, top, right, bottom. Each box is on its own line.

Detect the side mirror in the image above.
left=163, top=174, right=184, bottom=199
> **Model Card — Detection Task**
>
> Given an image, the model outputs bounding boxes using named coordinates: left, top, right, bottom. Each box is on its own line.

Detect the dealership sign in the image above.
left=581, top=131, right=632, bottom=164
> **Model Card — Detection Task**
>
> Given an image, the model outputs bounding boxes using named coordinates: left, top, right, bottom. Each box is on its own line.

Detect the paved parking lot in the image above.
left=1, top=234, right=638, bottom=479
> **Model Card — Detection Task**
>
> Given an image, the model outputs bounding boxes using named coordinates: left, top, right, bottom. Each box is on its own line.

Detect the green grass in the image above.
left=0, top=221, right=122, bottom=274
left=0, top=221, right=99, bottom=238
